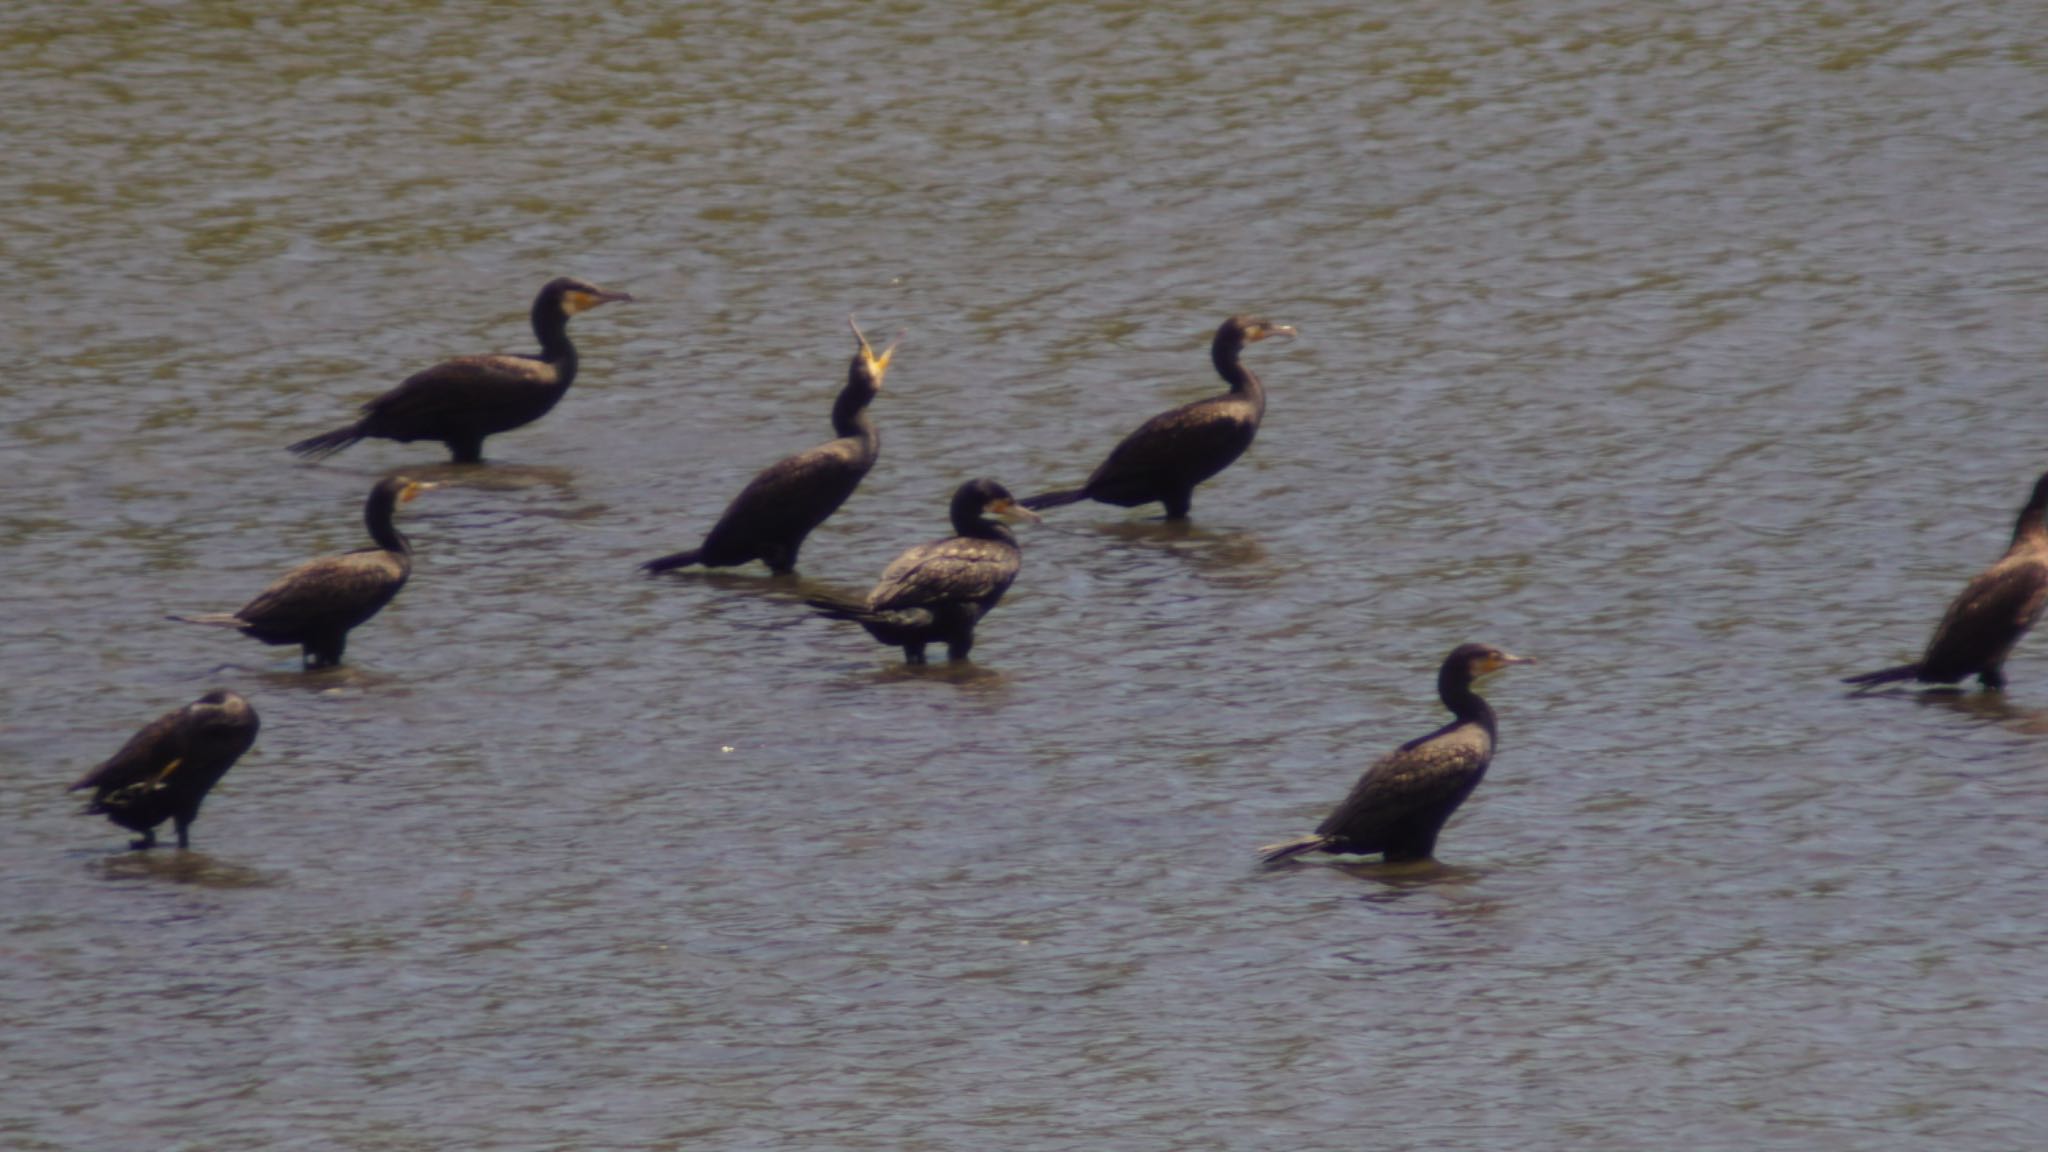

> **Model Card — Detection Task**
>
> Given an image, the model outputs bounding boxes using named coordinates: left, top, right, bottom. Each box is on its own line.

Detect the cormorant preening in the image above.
left=807, top=479, right=1040, bottom=664
left=1845, top=470, right=2048, bottom=691
left=642, top=318, right=895, bottom=576
left=69, top=690, right=259, bottom=850
left=1260, top=643, right=1533, bottom=864
left=170, top=476, right=435, bottom=668
left=289, top=277, right=632, bottom=463
left=1021, top=315, right=1296, bottom=519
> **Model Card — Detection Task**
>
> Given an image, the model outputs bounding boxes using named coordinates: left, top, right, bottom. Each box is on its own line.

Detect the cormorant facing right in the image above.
left=70, top=690, right=260, bottom=850
left=1021, top=315, right=1296, bottom=519
left=1845, top=469, right=2048, bottom=690
left=807, top=478, right=1040, bottom=664
left=642, top=318, right=895, bottom=576
left=1260, top=643, right=1533, bottom=864
left=289, top=276, right=632, bottom=464
left=170, top=475, right=435, bottom=668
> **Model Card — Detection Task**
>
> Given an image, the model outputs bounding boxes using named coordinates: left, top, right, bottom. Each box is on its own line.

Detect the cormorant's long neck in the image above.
left=830, top=379, right=880, bottom=460
left=1211, top=333, right=1265, bottom=416
left=955, top=515, right=1017, bottom=546
left=2011, top=480, right=2048, bottom=551
left=365, top=489, right=411, bottom=555
left=532, top=296, right=577, bottom=368
left=1438, top=666, right=1498, bottom=737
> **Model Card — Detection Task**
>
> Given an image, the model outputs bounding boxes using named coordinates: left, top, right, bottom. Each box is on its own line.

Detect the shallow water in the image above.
left=7, top=1, right=2048, bottom=1148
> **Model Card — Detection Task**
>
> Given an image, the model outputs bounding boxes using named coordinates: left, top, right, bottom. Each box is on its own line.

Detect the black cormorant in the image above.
left=69, top=689, right=260, bottom=850
left=1845, top=470, right=2048, bottom=690
left=643, top=318, right=895, bottom=576
left=1021, top=315, right=1296, bottom=519
left=807, top=478, right=1040, bottom=663
left=170, top=475, right=434, bottom=668
left=289, top=277, right=632, bottom=463
left=1260, top=643, right=1533, bottom=864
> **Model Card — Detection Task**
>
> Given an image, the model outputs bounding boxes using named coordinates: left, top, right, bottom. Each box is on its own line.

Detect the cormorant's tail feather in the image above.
left=288, top=423, right=365, bottom=459
left=1843, top=663, right=1922, bottom=687
left=805, top=595, right=869, bottom=621
left=640, top=548, right=703, bottom=574
left=1257, top=834, right=1330, bottom=864
left=167, top=612, right=244, bottom=630
left=1019, top=487, right=1088, bottom=511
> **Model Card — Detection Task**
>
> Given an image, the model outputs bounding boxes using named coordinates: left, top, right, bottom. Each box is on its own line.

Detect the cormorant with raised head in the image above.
left=289, top=277, right=632, bottom=463
left=1021, top=315, right=1296, bottom=519
left=1260, top=643, right=1534, bottom=864
left=1845, top=469, right=2048, bottom=690
left=170, top=475, right=435, bottom=668
left=70, top=690, right=260, bottom=850
left=807, top=479, right=1040, bottom=664
left=643, top=318, right=895, bottom=576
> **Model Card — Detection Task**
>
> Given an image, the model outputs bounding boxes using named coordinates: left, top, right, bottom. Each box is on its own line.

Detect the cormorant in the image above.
left=643, top=318, right=895, bottom=576
left=1021, top=315, right=1296, bottom=519
left=1260, top=643, right=1533, bottom=864
left=1845, top=469, right=2048, bottom=690
left=289, top=276, right=632, bottom=463
left=807, top=478, right=1040, bottom=663
left=170, top=475, right=435, bottom=668
left=69, top=689, right=260, bottom=850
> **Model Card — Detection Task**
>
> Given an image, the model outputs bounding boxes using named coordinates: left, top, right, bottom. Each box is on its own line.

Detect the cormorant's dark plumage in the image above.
left=70, top=690, right=260, bottom=850
left=1260, top=643, right=1533, bottom=864
left=1845, top=470, right=2048, bottom=691
left=807, top=479, right=1039, bottom=664
left=643, top=319, right=894, bottom=576
left=170, top=476, right=434, bottom=668
left=289, top=277, right=632, bottom=464
left=1021, top=315, right=1296, bottom=519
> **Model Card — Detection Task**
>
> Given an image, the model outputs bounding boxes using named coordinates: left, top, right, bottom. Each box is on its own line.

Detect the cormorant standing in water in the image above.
left=69, top=690, right=259, bottom=850
left=807, top=479, right=1040, bottom=664
left=289, top=277, right=632, bottom=463
left=1260, top=643, right=1533, bottom=864
left=642, top=318, right=895, bottom=576
left=170, top=476, right=435, bottom=668
left=1845, top=469, right=2048, bottom=691
left=1021, top=315, right=1296, bottom=519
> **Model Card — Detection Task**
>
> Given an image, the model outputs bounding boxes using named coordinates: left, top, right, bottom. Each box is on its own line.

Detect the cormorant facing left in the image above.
left=1260, top=643, right=1533, bottom=864
left=1845, top=469, right=2048, bottom=691
left=170, top=475, right=434, bottom=668
left=643, top=318, right=895, bottom=576
left=807, top=479, right=1040, bottom=664
left=289, top=276, right=632, bottom=463
left=70, top=690, right=260, bottom=850
left=1021, top=315, right=1296, bottom=519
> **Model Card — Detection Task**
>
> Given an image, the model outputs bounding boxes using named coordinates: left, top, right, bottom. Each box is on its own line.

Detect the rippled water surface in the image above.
left=8, top=1, right=2048, bottom=1148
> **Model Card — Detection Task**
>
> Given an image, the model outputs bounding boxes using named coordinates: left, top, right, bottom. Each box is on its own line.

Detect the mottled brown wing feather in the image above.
left=1316, top=726, right=1492, bottom=846
left=1920, top=557, right=2048, bottom=677
left=868, top=538, right=1018, bottom=611
left=1088, top=398, right=1256, bottom=488
left=365, top=356, right=557, bottom=426
left=237, top=551, right=408, bottom=632
left=69, top=707, right=186, bottom=793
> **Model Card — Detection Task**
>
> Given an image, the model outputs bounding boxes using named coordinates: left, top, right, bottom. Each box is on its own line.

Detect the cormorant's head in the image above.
left=953, top=478, right=1042, bottom=527
left=848, top=315, right=899, bottom=393
left=186, top=689, right=257, bottom=733
left=1219, top=315, right=1298, bottom=348
left=376, top=475, right=439, bottom=505
left=1446, top=643, right=1534, bottom=681
left=543, top=276, right=634, bottom=316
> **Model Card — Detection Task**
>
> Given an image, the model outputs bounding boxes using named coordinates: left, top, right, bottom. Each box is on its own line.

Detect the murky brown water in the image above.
left=7, top=1, right=2048, bottom=1147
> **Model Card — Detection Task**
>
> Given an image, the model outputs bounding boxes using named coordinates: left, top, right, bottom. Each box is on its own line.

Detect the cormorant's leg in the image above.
left=448, top=436, right=485, bottom=464
left=129, top=829, right=157, bottom=851
left=904, top=645, right=927, bottom=665
left=1161, top=490, right=1193, bottom=520
left=1981, top=665, right=2008, bottom=690
left=174, top=817, right=192, bottom=850
left=947, top=631, right=976, bottom=661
